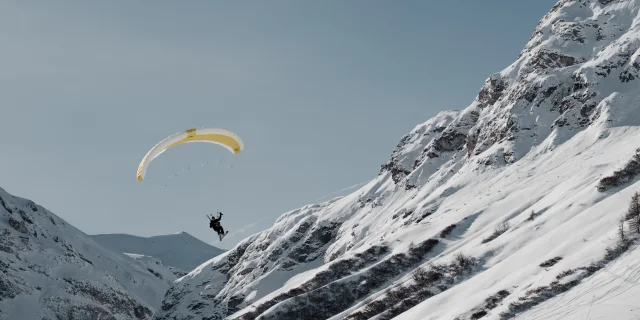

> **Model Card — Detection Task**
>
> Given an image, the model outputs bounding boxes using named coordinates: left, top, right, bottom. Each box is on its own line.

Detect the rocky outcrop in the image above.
left=63, top=278, right=153, bottom=319
left=477, top=75, right=507, bottom=109
left=155, top=1, right=640, bottom=320
left=0, top=188, right=172, bottom=319
left=597, top=148, right=640, bottom=191
left=379, top=111, right=459, bottom=184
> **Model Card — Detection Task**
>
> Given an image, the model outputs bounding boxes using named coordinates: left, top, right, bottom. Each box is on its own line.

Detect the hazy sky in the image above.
left=1, top=0, right=558, bottom=249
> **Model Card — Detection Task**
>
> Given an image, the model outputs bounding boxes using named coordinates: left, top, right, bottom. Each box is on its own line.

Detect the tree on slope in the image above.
left=627, top=191, right=640, bottom=234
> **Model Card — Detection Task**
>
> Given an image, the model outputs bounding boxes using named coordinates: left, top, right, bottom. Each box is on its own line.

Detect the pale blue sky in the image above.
left=1, top=1, right=558, bottom=249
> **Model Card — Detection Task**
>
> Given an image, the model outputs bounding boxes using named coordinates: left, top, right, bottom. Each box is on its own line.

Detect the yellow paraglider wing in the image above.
left=136, top=127, right=243, bottom=182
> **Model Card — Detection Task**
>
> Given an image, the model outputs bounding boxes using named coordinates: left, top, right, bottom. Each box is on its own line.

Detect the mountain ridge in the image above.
left=152, top=0, right=640, bottom=319
left=91, top=231, right=225, bottom=272
left=0, top=186, right=178, bottom=320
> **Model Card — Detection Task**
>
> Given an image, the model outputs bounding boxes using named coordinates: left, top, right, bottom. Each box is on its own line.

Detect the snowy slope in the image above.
left=154, top=1, right=640, bottom=320
left=123, top=253, right=188, bottom=281
left=91, top=232, right=224, bottom=272
left=514, top=229, right=640, bottom=320
left=0, top=187, right=179, bottom=320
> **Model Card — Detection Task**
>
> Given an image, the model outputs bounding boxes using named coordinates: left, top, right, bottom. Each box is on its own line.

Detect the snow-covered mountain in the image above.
left=91, top=232, right=225, bottom=272
left=154, top=1, right=640, bottom=319
left=0, top=186, right=181, bottom=320
left=123, top=253, right=188, bottom=281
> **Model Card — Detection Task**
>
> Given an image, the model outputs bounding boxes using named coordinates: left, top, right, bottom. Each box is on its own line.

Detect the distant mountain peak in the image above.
left=91, top=231, right=224, bottom=272
left=0, top=186, right=176, bottom=319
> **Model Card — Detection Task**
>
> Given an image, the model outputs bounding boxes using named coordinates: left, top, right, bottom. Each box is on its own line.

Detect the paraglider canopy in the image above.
left=136, top=127, right=243, bottom=182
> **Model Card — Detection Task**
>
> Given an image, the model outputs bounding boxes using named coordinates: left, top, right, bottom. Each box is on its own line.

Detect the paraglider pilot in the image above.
left=208, top=212, right=225, bottom=237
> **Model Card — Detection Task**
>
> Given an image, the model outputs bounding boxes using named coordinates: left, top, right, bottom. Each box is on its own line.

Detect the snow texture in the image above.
left=152, top=1, right=640, bottom=319
left=0, top=187, right=179, bottom=320
left=154, top=1, right=640, bottom=319
left=91, top=232, right=225, bottom=272
left=5, top=0, right=640, bottom=319
left=123, top=253, right=188, bottom=282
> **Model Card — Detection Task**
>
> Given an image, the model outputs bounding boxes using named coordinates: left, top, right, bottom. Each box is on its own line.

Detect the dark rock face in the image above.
left=0, top=189, right=171, bottom=320
left=169, top=267, right=187, bottom=278
left=379, top=111, right=461, bottom=184
left=287, top=222, right=341, bottom=265
left=154, top=202, right=357, bottom=320
left=155, top=1, right=640, bottom=320
left=529, top=49, right=578, bottom=70
left=380, top=134, right=419, bottom=183
left=619, top=61, right=640, bottom=82
left=380, top=160, right=412, bottom=184
left=63, top=278, right=153, bottom=319
left=597, top=148, right=640, bottom=191
left=0, top=276, right=22, bottom=301
left=344, top=251, right=478, bottom=320
left=43, top=297, right=117, bottom=320
left=433, top=130, right=467, bottom=154
left=477, top=75, right=507, bottom=109
left=8, top=217, right=27, bottom=234
left=242, top=239, right=440, bottom=320
left=238, top=245, right=391, bottom=320
left=155, top=235, right=259, bottom=319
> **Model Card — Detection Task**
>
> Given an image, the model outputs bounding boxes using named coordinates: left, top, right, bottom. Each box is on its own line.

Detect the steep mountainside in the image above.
left=154, top=1, right=640, bottom=319
left=91, top=232, right=225, bottom=272
left=0, top=187, right=180, bottom=320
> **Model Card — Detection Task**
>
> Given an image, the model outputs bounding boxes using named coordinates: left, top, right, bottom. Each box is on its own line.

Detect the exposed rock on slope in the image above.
left=155, top=1, right=640, bottom=319
left=0, top=187, right=176, bottom=320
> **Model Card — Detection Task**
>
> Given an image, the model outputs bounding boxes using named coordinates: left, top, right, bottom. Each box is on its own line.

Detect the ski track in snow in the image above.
left=515, top=243, right=640, bottom=320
